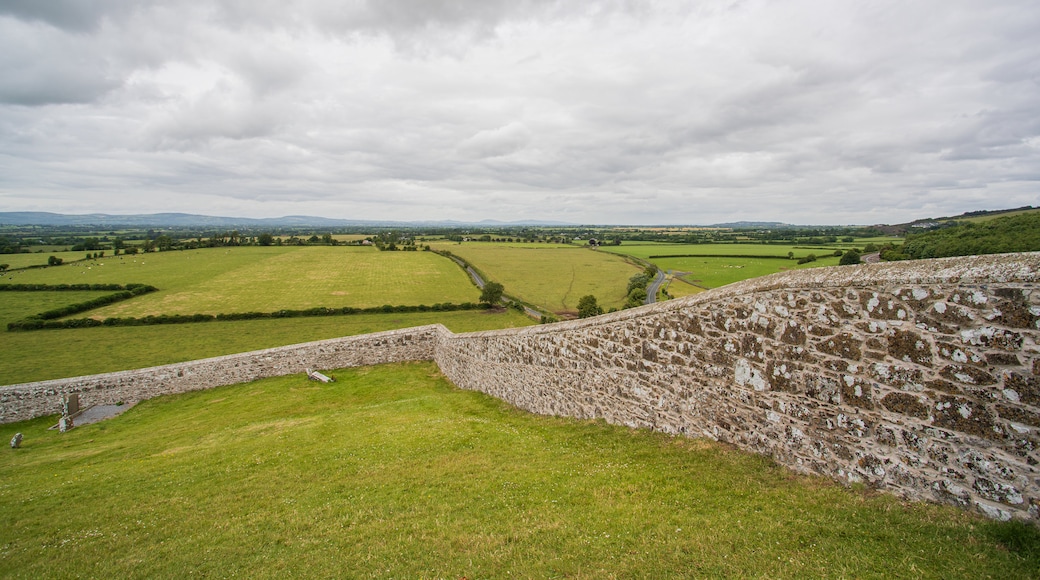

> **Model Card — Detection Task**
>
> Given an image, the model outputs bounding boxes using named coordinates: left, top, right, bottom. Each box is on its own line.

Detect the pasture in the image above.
left=2, top=362, right=1036, bottom=578
left=600, top=243, right=848, bottom=289
left=0, top=304, right=532, bottom=385
left=430, top=242, right=642, bottom=313
left=3, top=246, right=480, bottom=317
left=657, top=254, right=841, bottom=289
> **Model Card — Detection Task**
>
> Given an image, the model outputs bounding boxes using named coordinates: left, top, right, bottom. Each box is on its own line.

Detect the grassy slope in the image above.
left=431, top=242, right=641, bottom=313
left=2, top=362, right=1037, bottom=578
left=954, top=207, right=1040, bottom=224
left=3, top=246, right=480, bottom=317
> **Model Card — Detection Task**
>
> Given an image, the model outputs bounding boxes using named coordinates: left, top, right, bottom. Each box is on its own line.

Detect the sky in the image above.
left=1, top=0, right=1038, bottom=225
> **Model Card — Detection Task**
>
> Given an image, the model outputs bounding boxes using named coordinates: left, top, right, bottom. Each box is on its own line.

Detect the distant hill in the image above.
left=0, top=212, right=573, bottom=228
left=902, top=211, right=1040, bottom=259
left=710, top=221, right=792, bottom=228
left=875, top=206, right=1038, bottom=235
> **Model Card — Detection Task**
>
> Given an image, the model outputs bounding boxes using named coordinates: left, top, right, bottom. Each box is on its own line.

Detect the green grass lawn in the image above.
left=3, top=246, right=480, bottom=317
left=2, top=362, right=1036, bottom=578
left=431, top=242, right=641, bottom=313
left=0, top=309, right=534, bottom=385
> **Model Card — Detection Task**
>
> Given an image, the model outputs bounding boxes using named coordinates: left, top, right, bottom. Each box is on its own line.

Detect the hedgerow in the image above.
left=7, top=301, right=489, bottom=331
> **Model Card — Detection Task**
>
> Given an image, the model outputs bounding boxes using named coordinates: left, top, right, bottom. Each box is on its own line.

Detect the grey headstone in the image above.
left=62, top=393, right=80, bottom=416
left=10, top=433, right=22, bottom=448
left=59, top=415, right=73, bottom=433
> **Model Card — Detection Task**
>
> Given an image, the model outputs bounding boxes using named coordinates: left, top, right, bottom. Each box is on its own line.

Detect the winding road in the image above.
left=644, top=270, right=667, bottom=304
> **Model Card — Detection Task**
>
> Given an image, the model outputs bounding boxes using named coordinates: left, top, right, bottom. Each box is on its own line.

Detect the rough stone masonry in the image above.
left=1, top=253, right=1038, bottom=521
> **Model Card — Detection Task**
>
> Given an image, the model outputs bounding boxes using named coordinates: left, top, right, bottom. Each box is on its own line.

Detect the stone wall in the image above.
left=435, top=253, right=1040, bottom=521
left=2, top=253, right=1038, bottom=521
left=0, top=326, right=441, bottom=423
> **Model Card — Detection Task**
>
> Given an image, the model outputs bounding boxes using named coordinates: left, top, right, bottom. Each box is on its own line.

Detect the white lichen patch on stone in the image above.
left=913, top=288, right=930, bottom=300
left=1003, top=388, right=1021, bottom=403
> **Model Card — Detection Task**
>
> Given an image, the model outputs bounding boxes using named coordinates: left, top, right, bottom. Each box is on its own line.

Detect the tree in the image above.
left=577, top=295, right=603, bottom=318
left=839, top=249, right=862, bottom=265
left=47, top=255, right=63, bottom=266
left=258, top=233, right=274, bottom=246
left=480, top=281, right=504, bottom=305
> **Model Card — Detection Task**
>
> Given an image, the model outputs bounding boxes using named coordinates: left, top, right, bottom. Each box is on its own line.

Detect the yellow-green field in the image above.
left=431, top=242, right=642, bottom=314
left=5, top=246, right=480, bottom=317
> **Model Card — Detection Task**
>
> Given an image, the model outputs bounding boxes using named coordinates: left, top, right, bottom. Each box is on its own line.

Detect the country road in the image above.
left=644, top=270, right=666, bottom=304
left=447, top=254, right=543, bottom=318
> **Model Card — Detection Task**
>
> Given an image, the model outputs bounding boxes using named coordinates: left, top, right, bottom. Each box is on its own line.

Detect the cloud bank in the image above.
left=1, top=0, right=1037, bottom=224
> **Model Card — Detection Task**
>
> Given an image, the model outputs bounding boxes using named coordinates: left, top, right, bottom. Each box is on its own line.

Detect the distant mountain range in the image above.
left=1, top=207, right=1033, bottom=229
left=0, top=212, right=574, bottom=228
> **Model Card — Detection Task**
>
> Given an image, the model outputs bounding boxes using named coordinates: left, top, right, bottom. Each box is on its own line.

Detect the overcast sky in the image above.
left=1, top=1, right=1038, bottom=225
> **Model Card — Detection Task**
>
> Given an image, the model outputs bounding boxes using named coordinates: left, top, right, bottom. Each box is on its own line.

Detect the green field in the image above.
left=2, top=362, right=1036, bottom=578
left=600, top=243, right=850, bottom=289
left=0, top=250, right=87, bottom=270
left=4, top=246, right=480, bottom=317
left=658, top=255, right=841, bottom=288
left=431, top=242, right=642, bottom=313
left=0, top=246, right=534, bottom=384
left=0, top=307, right=533, bottom=385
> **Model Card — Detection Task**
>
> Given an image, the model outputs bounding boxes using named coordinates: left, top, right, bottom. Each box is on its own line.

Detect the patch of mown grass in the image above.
left=2, top=362, right=1037, bottom=578
left=4, top=246, right=480, bottom=317
left=0, top=309, right=534, bottom=384
left=431, top=242, right=641, bottom=313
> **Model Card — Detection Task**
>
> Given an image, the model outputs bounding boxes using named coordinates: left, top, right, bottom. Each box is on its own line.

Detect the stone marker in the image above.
left=306, top=368, right=334, bottom=383
left=58, top=415, right=73, bottom=433
left=10, top=433, right=22, bottom=448
left=62, top=393, right=80, bottom=417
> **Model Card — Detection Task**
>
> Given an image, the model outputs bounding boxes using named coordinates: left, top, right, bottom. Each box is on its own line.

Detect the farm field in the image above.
left=430, top=242, right=642, bottom=313
left=600, top=243, right=848, bottom=289
left=4, top=246, right=480, bottom=317
left=0, top=301, right=533, bottom=385
left=658, top=255, right=841, bottom=289
left=0, top=250, right=87, bottom=270
left=2, top=362, right=1036, bottom=578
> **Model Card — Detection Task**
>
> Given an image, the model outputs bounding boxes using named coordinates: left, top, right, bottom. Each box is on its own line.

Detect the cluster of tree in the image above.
left=8, top=301, right=488, bottom=331
left=577, top=295, right=603, bottom=318
left=70, top=237, right=105, bottom=251
left=0, top=235, right=23, bottom=254
left=900, top=213, right=1040, bottom=259
left=839, top=249, right=862, bottom=265
left=624, top=264, right=659, bottom=308
left=480, top=281, right=504, bottom=305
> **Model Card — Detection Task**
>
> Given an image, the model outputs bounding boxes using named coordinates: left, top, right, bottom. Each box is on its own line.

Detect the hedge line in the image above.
left=647, top=254, right=794, bottom=260
left=5, top=284, right=159, bottom=331
left=0, top=283, right=153, bottom=292
left=7, top=301, right=490, bottom=331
